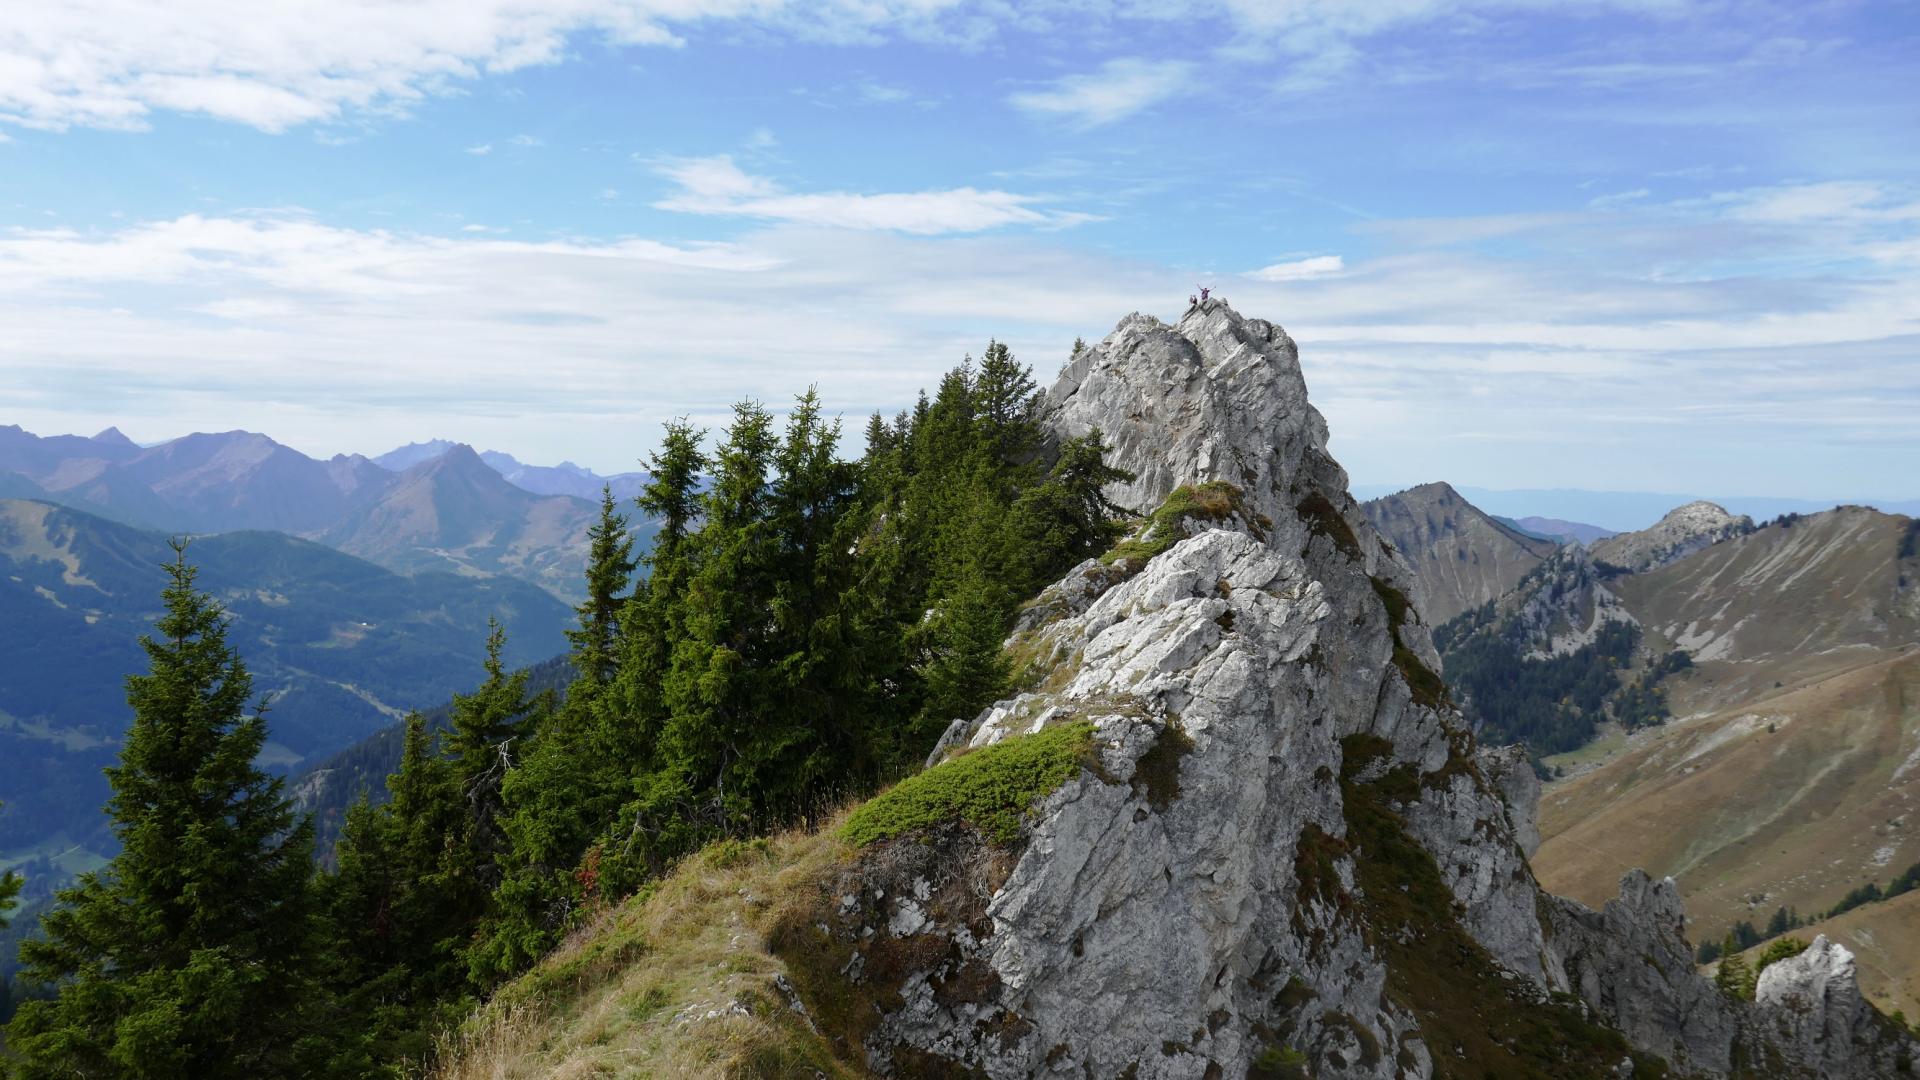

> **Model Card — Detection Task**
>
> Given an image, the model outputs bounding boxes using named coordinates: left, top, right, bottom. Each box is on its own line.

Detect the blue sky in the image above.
left=1, top=0, right=1916, bottom=499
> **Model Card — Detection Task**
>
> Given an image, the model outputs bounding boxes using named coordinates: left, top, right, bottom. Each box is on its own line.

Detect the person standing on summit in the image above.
left=1197, top=285, right=1211, bottom=302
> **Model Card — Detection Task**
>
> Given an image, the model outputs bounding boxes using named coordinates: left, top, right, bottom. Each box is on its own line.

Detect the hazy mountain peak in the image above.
left=427, top=442, right=487, bottom=468
left=1591, top=499, right=1755, bottom=573
left=371, top=438, right=459, bottom=471
left=91, top=426, right=136, bottom=448
left=1363, top=480, right=1561, bottom=623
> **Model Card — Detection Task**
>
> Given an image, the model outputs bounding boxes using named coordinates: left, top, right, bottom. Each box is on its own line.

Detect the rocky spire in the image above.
left=787, top=303, right=1917, bottom=1079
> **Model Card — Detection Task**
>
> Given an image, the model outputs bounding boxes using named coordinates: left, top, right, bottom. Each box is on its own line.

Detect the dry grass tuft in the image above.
left=431, top=819, right=866, bottom=1080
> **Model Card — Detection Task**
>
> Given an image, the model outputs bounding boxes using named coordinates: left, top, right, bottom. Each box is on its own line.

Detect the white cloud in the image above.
left=1008, top=58, right=1193, bottom=127
left=1248, top=255, right=1345, bottom=281
left=2, top=193, right=1915, bottom=498
left=465, top=143, right=493, bottom=155
left=652, top=155, right=1095, bottom=234
left=1714, top=181, right=1920, bottom=226
left=0, top=1, right=1725, bottom=134
left=1588, top=188, right=1651, bottom=208
left=508, top=133, right=543, bottom=147
left=0, top=0, right=974, bottom=133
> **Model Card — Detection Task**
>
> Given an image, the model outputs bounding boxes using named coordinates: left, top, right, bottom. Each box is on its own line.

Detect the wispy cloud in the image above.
left=652, top=155, right=1096, bottom=234
left=1712, top=181, right=1920, bottom=226
left=1008, top=58, right=1194, bottom=127
left=1248, top=255, right=1345, bottom=281
left=0, top=1, right=1752, bottom=134
left=464, top=143, right=492, bottom=155
left=3, top=190, right=1914, bottom=497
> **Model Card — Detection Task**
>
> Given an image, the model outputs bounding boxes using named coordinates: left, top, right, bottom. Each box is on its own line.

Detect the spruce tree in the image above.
left=913, top=556, right=1013, bottom=751
left=660, top=400, right=779, bottom=829
left=6, top=543, right=331, bottom=1078
left=609, top=419, right=707, bottom=760
left=1713, top=935, right=1756, bottom=1000
left=565, top=486, right=636, bottom=688
left=1011, top=427, right=1134, bottom=591
left=477, top=476, right=649, bottom=983
left=0, top=808, right=18, bottom=926
left=756, top=390, right=870, bottom=813
left=598, top=419, right=709, bottom=894
left=443, top=621, right=546, bottom=927
left=322, top=711, right=465, bottom=1068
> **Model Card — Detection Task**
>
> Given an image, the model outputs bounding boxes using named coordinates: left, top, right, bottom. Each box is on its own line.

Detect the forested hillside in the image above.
left=0, top=343, right=1136, bottom=1074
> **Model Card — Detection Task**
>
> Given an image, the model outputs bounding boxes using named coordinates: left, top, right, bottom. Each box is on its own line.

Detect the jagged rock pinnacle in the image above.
left=797, top=307, right=1915, bottom=1079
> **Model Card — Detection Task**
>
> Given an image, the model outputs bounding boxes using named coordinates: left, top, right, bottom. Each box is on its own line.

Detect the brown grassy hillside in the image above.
left=1537, top=646, right=1920, bottom=946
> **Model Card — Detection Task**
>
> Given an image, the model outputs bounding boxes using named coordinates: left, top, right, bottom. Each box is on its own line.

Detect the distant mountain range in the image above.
left=1351, top=481, right=1920, bottom=533
left=0, top=425, right=658, bottom=600
left=1507, top=515, right=1617, bottom=546
left=0, top=497, right=573, bottom=873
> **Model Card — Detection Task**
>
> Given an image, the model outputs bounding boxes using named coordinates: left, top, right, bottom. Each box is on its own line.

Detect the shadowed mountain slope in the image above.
left=1362, top=480, right=1563, bottom=624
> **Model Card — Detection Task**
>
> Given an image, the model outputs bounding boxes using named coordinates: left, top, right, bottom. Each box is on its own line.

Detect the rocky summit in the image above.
left=777, top=302, right=1918, bottom=1078
left=1590, top=499, right=1754, bottom=573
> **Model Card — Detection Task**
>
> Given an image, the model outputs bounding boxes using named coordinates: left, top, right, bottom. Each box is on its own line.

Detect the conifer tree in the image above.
left=611, top=418, right=708, bottom=758
left=0, top=808, right=18, bottom=927
left=1011, top=427, right=1134, bottom=592
left=444, top=621, right=546, bottom=925
left=1714, top=935, right=1756, bottom=1000
left=565, top=486, right=636, bottom=688
left=6, top=543, right=332, bottom=1078
left=476, top=473, right=652, bottom=983
left=913, top=555, right=1013, bottom=750
left=322, top=711, right=465, bottom=1067
left=660, top=400, right=779, bottom=828
left=755, top=390, right=870, bottom=811
left=974, top=339, right=1041, bottom=469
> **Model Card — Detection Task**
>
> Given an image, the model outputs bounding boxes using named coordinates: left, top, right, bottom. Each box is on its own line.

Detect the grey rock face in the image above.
left=1544, top=871, right=1742, bottom=1074
left=804, top=302, right=1915, bottom=1079
left=1362, top=481, right=1562, bottom=624
left=1591, top=499, right=1754, bottom=573
left=1749, top=936, right=1915, bottom=1078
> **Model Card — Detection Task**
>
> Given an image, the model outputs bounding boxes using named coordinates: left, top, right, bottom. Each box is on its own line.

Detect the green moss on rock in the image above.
left=1102, top=482, right=1247, bottom=568
left=1295, top=492, right=1361, bottom=560
left=1132, top=722, right=1194, bottom=811
left=1369, top=576, right=1450, bottom=709
left=842, top=722, right=1097, bottom=846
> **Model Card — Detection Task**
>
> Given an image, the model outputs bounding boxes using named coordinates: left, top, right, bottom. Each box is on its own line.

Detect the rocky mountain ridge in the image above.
left=776, top=302, right=1916, bottom=1077
left=1591, top=499, right=1754, bottom=573
left=1361, top=480, right=1562, bottom=624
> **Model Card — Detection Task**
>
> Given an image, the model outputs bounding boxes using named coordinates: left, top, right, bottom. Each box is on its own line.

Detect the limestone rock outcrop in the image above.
left=1591, top=499, right=1753, bottom=573
left=785, top=301, right=1917, bottom=1078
